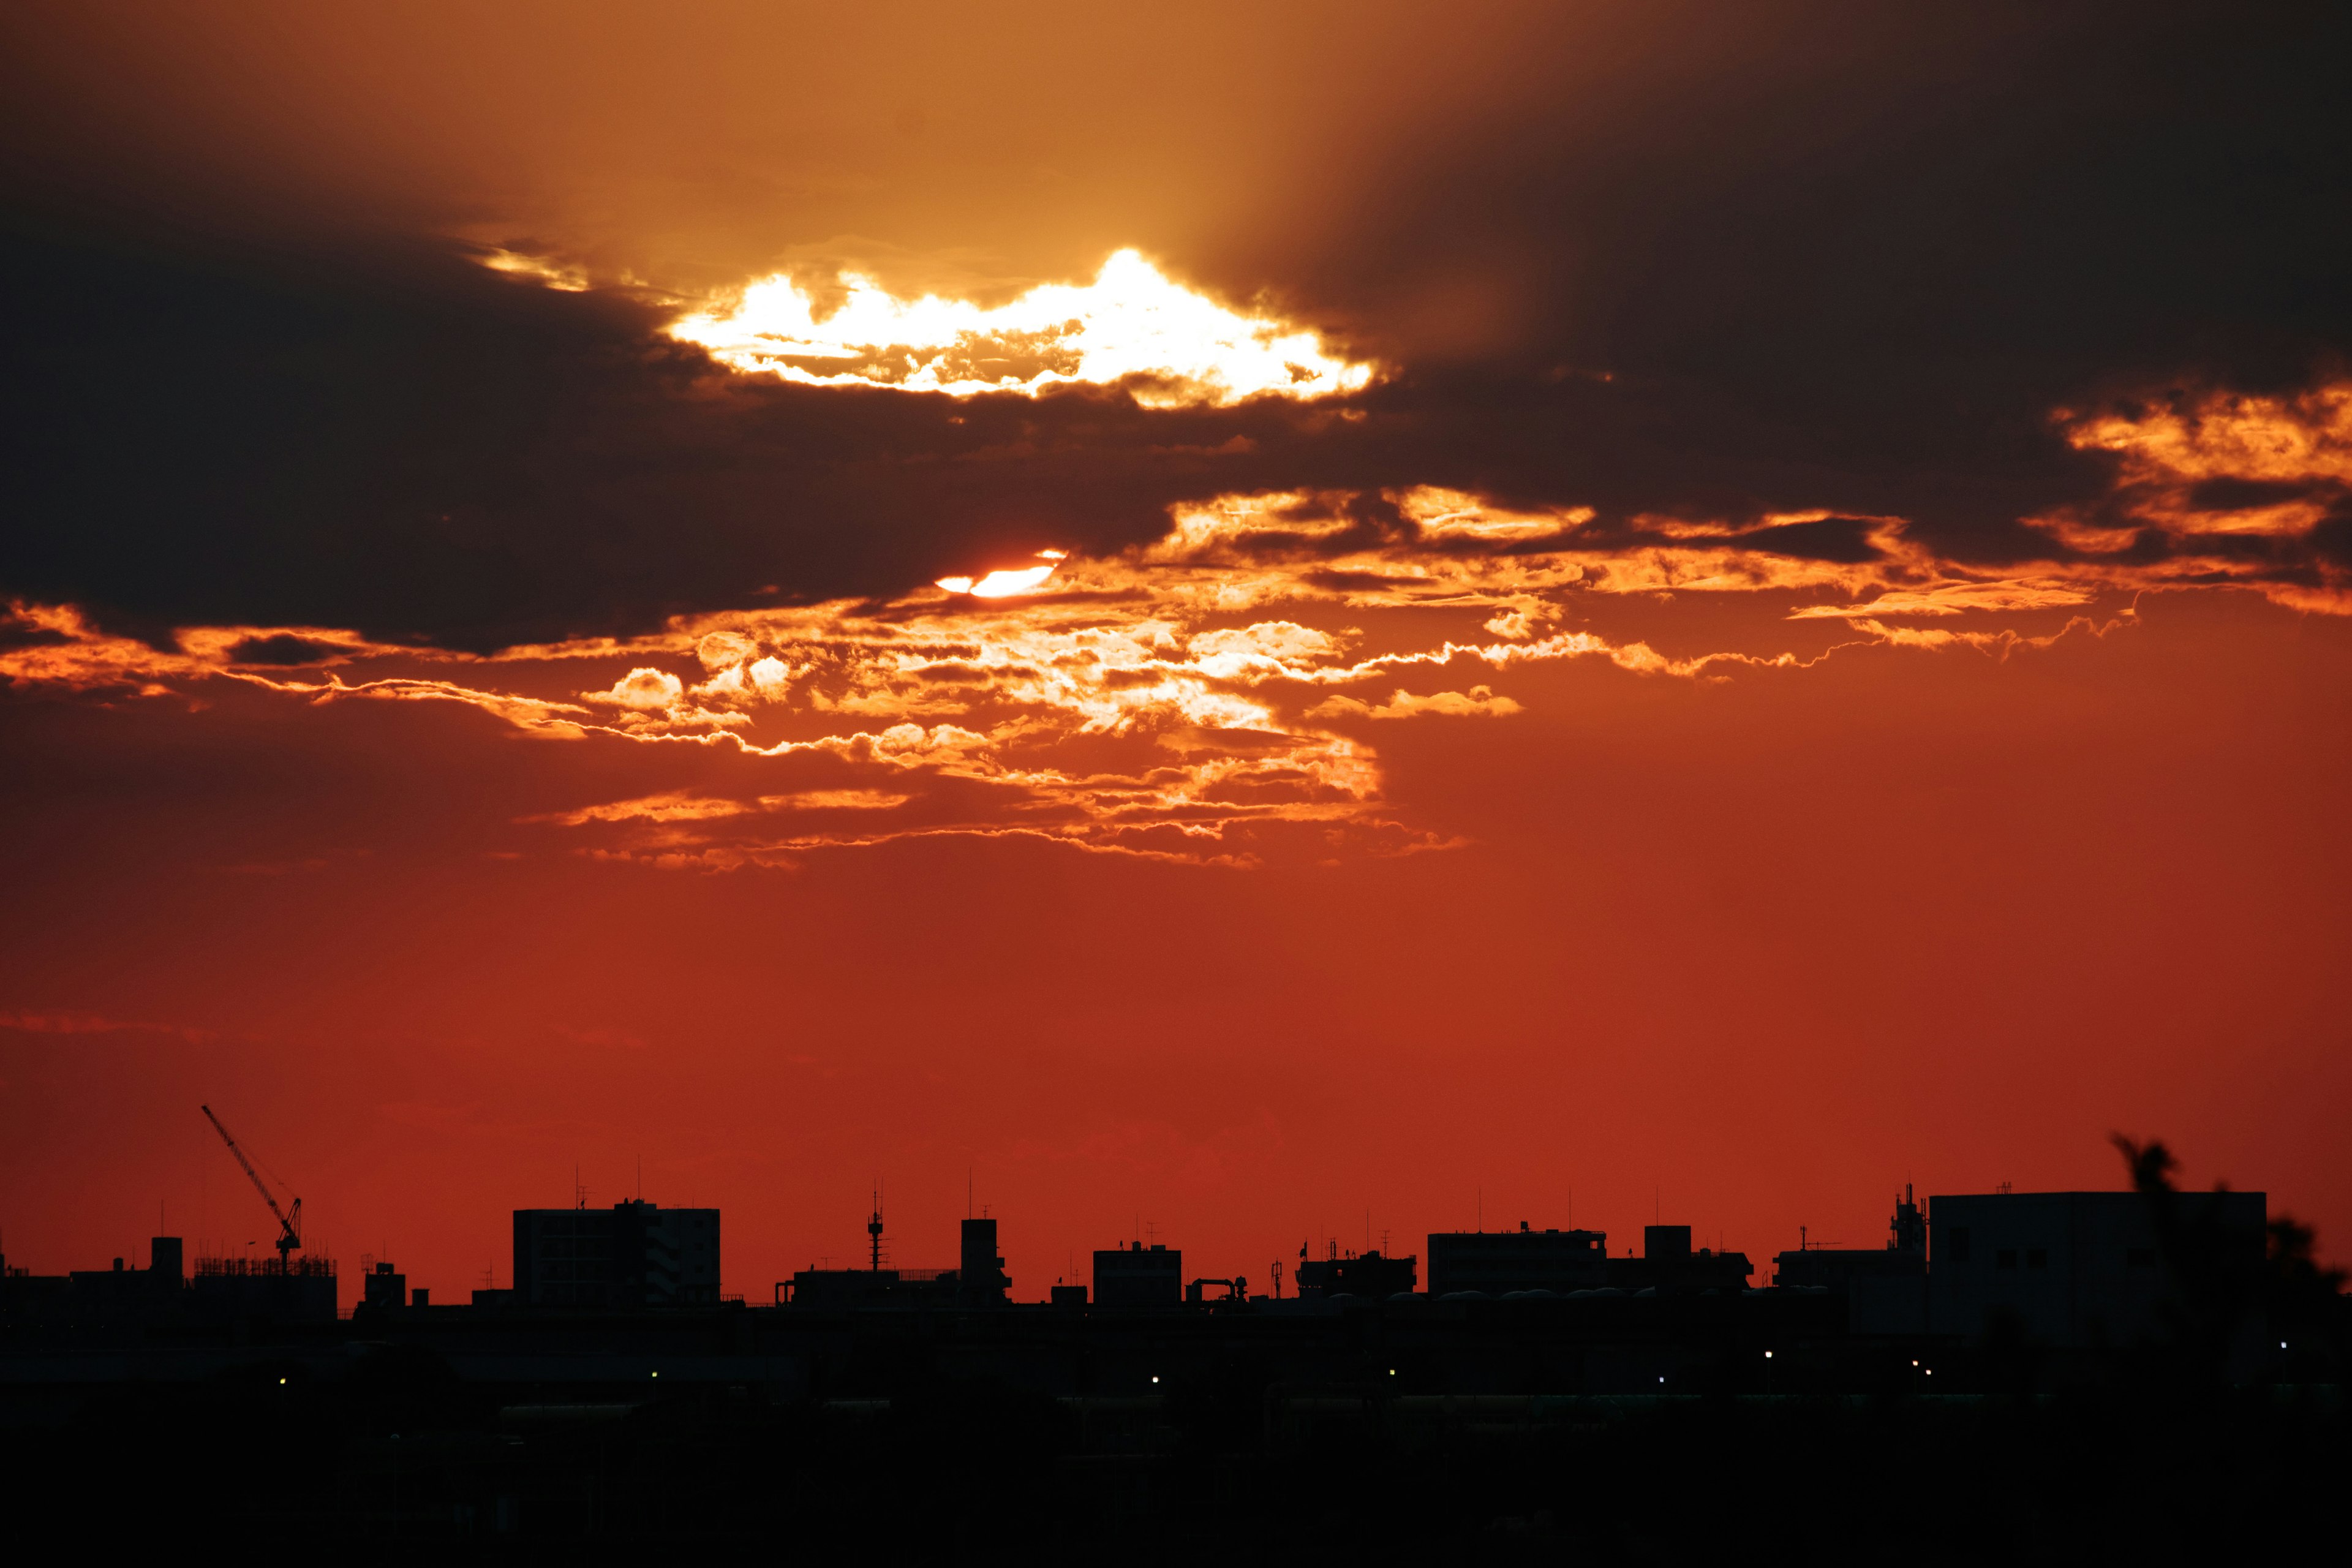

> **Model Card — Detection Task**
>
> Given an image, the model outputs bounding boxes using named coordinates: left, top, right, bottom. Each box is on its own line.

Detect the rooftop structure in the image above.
left=1295, top=1243, right=1417, bottom=1300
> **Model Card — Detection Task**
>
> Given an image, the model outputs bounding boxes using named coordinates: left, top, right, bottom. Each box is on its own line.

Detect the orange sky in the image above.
left=2, top=2, right=2347, bottom=1299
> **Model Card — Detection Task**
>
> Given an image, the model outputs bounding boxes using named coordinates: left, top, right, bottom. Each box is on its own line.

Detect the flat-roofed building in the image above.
left=513, top=1199, right=720, bottom=1308
left=1296, top=1246, right=1417, bottom=1300
left=64, top=1236, right=184, bottom=1321
left=1604, top=1226, right=1754, bottom=1294
left=189, top=1254, right=337, bottom=1323
left=1774, top=1187, right=1929, bottom=1332
left=785, top=1267, right=956, bottom=1310
left=1428, top=1223, right=1607, bottom=1297
left=1093, top=1242, right=1181, bottom=1306
left=959, top=1217, right=1009, bottom=1306
left=1927, top=1189, right=2264, bottom=1347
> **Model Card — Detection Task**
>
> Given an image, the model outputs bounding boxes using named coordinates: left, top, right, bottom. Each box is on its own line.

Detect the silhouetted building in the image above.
left=1774, top=1188, right=1929, bottom=1332
left=1603, top=1226, right=1754, bottom=1294
left=513, top=1199, right=719, bottom=1308
left=190, top=1253, right=337, bottom=1323
left=959, top=1217, right=1009, bottom=1306
left=786, top=1267, right=957, bottom=1310
left=782, top=1200, right=965, bottom=1309
left=1928, top=1188, right=2266, bottom=1347
left=0, top=1248, right=69, bottom=1322
left=1094, top=1242, right=1181, bottom=1306
left=1050, top=1283, right=1088, bottom=1308
left=63, top=1237, right=186, bottom=1322
left=1295, top=1245, right=1417, bottom=1299
left=360, top=1260, right=407, bottom=1312
left=1428, top=1223, right=1606, bottom=1296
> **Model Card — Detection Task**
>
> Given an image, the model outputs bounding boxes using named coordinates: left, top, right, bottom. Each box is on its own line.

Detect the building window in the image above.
left=1948, top=1227, right=1971, bottom=1264
left=2026, top=1249, right=2048, bottom=1270
left=1995, top=1249, right=2018, bottom=1270
left=2127, top=1248, right=2156, bottom=1268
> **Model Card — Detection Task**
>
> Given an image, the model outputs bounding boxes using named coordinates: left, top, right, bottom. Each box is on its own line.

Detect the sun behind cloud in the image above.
left=663, top=249, right=1378, bottom=408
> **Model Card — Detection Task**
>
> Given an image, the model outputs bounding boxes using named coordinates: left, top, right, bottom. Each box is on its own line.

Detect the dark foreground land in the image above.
left=3, top=1299, right=2344, bottom=1561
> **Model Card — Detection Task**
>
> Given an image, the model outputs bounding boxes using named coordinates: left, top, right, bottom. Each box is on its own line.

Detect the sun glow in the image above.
left=667, top=249, right=1378, bottom=408
left=937, top=551, right=1066, bottom=599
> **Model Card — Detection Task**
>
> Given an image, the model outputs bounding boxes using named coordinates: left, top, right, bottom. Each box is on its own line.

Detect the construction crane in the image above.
left=201, top=1104, right=301, bottom=1261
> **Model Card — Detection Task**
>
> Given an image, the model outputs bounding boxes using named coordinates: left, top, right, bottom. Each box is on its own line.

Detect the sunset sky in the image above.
left=3, top=2, right=2347, bottom=1299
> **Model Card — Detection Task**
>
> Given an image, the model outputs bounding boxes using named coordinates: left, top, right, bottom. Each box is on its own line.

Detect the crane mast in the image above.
left=200, top=1104, right=302, bottom=1261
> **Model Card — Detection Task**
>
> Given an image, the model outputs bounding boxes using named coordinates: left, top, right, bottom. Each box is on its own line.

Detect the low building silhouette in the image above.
left=10, top=1234, right=333, bottom=1325
left=190, top=1253, right=337, bottom=1323
left=1428, top=1224, right=1607, bottom=1297
left=63, top=1237, right=184, bottom=1321
left=1295, top=1244, right=1416, bottom=1299
left=782, top=1199, right=965, bottom=1308
left=785, top=1265, right=957, bottom=1309
left=1603, top=1226, right=1754, bottom=1294
left=360, top=1260, right=408, bottom=1313
left=0, top=1247, right=69, bottom=1321
left=1095, top=1242, right=1181, bottom=1306
left=1774, top=1187, right=1929, bottom=1332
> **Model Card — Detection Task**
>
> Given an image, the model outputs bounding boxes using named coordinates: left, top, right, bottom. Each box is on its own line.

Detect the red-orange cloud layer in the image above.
left=15, top=377, right=2345, bottom=870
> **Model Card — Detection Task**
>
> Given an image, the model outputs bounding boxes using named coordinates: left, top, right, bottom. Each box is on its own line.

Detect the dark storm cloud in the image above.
left=1288, top=2, right=2352, bottom=543
left=2, top=2, right=2347, bottom=648
left=0, top=217, right=1259, bottom=648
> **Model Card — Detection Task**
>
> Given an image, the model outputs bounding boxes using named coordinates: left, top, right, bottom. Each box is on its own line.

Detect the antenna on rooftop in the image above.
left=869, top=1184, right=884, bottom=1272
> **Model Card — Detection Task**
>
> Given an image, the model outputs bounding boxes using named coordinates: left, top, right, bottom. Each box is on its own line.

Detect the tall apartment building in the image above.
left=513, top=1199, right=720, bottom=1308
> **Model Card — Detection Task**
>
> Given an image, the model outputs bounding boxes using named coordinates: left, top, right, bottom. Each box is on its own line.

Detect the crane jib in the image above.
left=200, top=1104, right=303, bottom=1259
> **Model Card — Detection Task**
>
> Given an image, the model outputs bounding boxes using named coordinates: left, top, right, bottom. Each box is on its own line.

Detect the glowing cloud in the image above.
left=1398, top=486, right=1593, bottom=542
left=13, top=378, right=2346, bottom=868
left=532, top=792, right=750, bottom=827
left=478, top=248, right=592, bottom=292
left=584, top=667, right=687, bottom=709
left=668, top=249, right=1378, bottom=408
left=1306, top=686, right=1525, bottom=720
left=2033, top=382, right=2352, bottom=554
left=2065, top=383, right=2352, bottom=502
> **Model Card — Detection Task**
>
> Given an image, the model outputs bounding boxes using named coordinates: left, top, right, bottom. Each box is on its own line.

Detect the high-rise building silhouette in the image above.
left=513, top=1199, right=720, bottom=1308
